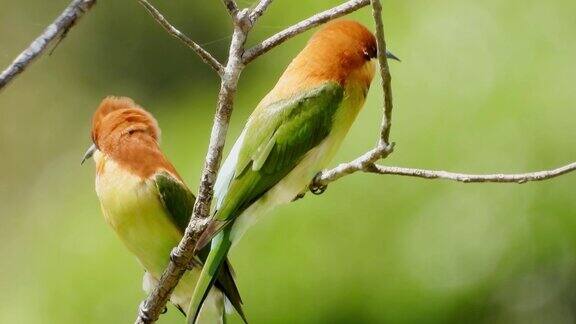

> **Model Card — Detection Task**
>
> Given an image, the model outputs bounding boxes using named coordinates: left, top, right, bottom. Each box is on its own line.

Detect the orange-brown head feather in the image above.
left=91, top=96, right=180, bottom=179
left=262, top=20, right=376, bottom=106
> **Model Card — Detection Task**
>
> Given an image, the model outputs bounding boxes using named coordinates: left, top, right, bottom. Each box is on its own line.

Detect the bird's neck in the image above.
left=96, top=140, right=180, bottom=180
left=259, top=57, right=374, bottom=109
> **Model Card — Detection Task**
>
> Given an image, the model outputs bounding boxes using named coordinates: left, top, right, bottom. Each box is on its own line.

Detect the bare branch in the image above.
left=222, top=0, right=239, bottom=18
left=365, top=162, right=576, bottom=184
left=311, top=0, right=396, bottom=190
left=371, top=0, right=394, bottom=146
left=242, top=0, right=370, bottom=64
left=0, top=0, right=96, bottom=92
left=137, top=0, right=224, bottom=76
left=134, top=8, right=252, bottom=324
left=249, top=0, right=274, bottom=23
left=312, top=144, right=393, bottom=187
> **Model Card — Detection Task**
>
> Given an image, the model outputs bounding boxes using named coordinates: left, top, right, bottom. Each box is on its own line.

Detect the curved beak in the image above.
left=385, top=50, right=401, bottom=62
left=81, top=144, right=96, bottom=165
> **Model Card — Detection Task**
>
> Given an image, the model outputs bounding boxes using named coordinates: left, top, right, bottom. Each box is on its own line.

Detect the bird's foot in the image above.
left=309, top=172, right=328, bottom=195
left=292, top=192, right=306, bottom=201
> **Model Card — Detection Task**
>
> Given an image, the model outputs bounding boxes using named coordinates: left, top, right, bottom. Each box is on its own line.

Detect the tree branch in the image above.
left=249, top=0, right=274, bottom=24
left=0, top=0, right=96, bottom=92
left=242, top=0, right=370, bottom=64
left=137, top=0, right=224, bottom=76
left=311, top=0, right=396, bottom=191
left=134, top=7, right=252, bottom=324
left=135, top=1, right=383, bottom=321
left=371, top=0, right=394, bottom=147
left=222, top=0, right=239, bottom=18
left=364, top=162, right=576, bottom=184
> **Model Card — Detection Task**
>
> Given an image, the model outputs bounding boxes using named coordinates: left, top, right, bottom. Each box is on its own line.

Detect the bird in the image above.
left=82, top=97, right=246, bottom=323
left=187, top=19, right=400, bottom=322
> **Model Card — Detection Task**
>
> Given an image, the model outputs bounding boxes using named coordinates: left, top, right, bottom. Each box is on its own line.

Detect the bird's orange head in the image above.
left=305, top=19, right=378, bottom=79
left=83, top=96, right=179, bottom=179
left=91, top=96, right=160, bottom=150
left=295, top=20, right=380, bottom=83
left=267, top=20, right=398, bottom=103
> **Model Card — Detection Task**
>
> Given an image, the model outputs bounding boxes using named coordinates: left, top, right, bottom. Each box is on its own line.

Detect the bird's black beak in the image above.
left=385, top=50, right=401, bottom=62
left=81, top=144, right=96, bottom=165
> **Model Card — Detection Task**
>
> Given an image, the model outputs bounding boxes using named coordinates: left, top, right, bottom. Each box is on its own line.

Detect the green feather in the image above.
left=155, top=172, right=195, bottom=232
left=196, top=81, right=344, bottom=249
left=154, top=171, right=245, bottom=320
left=188, top=227, right=233, bottom=324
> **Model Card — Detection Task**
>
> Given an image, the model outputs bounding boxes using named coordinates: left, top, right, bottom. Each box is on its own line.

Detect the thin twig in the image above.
left=137, top=0, right=224, bottom=76
left=134, top=8, right=252, bottom=324
left=249, top=0, right=274, bottom=23
left=222, top=0, right=239, bottom=18
left=312, top=145, right=393, bottom=187
left=371, top=0, right=394, bottom=146
left=363, top=162, right=576, bottom=184
left=311, top=0, right=396, bottom=190
left=0, top=0, right=96, bottom=92
left=242, top=0, right=370, bottom=64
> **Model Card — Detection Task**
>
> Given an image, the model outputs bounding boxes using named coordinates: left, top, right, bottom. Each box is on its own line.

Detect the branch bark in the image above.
left=134, top=7, right=252, bottom=324
left=365, top=162, right=576, bottom=184
left=222, top=0, right=239, bottom=18
left=0, top=0, right=96, bottom=92
left=249, top=0, right=274, bottom=24
left=137, top=0, right=224, bottom=76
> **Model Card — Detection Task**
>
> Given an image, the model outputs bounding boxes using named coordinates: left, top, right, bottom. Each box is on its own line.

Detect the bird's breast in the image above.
left=94, top=153, right=182, bottom=276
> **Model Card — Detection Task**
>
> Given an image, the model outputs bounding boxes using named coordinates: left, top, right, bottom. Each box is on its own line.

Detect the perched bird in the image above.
left=82, top=97, right=245, bottom=323
left=188, top=19, right=399, bottom=321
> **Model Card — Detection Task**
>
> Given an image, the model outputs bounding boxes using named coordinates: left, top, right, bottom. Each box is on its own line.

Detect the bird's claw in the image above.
left=309, top=172, right=328, bottom=195
left=310, top=184, right=327, bottom=195
left=292, top=192, right=306, bottom=201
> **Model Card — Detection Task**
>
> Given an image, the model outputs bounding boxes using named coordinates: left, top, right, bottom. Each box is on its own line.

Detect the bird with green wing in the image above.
left=83, top=97, right=245, bottom=323
left=188, top=19, right=399, bottom=322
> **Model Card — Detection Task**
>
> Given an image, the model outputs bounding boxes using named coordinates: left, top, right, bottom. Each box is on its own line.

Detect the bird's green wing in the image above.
left=197, top=81, right=344, bottom=248
left=154, top=172, right=195, bottom=232
left=154, top=171, right=245, bottom=321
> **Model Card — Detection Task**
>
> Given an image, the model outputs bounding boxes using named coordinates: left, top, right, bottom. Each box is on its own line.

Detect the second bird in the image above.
left=83, top=97, right=245, bottom=323
left=188, top=19, right=399, bottom=321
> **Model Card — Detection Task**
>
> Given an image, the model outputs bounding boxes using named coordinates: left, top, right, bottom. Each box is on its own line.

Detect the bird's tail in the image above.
left=193, top=289, right=226, bottom=324
left=188, top=227, right=233, bottom=324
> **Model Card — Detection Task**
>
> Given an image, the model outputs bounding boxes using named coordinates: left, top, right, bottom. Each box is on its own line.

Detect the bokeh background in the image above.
left=1, top=0, right=575, bottom=323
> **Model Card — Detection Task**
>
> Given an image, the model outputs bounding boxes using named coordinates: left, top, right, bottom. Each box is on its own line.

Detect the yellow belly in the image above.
left=93, top=151, right=198, bottom=308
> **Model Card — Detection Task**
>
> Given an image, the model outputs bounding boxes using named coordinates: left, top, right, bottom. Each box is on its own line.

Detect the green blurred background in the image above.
left=1, top=0, right=575, bottom=323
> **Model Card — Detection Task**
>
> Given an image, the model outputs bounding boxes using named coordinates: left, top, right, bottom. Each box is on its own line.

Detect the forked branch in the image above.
left=0, top=0, right=97, bottom=91
left=133, top=1, right=387, bottom=323
left=137, top=0, right=224, bottom=76
left=243, top=0, right=371, bottom=63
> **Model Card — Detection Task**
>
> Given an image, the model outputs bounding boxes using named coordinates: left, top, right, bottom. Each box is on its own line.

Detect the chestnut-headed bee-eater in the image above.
left=83, top=97, right=245, bottom=323
left=188, top=20, right=399, bottom=321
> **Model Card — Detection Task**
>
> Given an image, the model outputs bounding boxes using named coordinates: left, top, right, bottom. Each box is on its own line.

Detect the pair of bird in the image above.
left=83, top=20, right=398, bottom=323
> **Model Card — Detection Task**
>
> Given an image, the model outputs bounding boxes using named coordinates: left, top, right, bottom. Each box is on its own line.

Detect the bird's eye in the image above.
left=362, top=46, right=377, bottom=60
left=362, top=49, right=371, bottom=60
left=126, top=128, right=142, bottom=136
